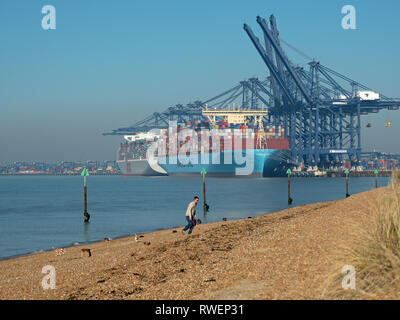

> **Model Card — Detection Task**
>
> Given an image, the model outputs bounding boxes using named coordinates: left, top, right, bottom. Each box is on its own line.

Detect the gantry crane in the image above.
left=104, top=15, right=400, bottom=167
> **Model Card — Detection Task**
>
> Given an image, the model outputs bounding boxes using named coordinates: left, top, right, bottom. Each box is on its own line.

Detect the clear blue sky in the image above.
left=0, top=0, right=399, bottom=161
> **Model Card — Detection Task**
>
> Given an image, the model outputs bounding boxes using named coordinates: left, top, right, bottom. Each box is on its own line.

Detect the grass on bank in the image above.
left=324, top=171, right=400, bottom=299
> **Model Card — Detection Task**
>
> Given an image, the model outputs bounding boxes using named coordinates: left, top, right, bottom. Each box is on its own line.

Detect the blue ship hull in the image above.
left=158, top=149, right=290, bottom=177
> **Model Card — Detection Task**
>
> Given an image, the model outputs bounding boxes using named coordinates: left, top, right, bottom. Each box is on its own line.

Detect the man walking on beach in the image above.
left=182, top=196, right=199, bottom=235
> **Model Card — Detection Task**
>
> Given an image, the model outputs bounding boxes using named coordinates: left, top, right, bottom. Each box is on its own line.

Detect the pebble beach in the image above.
left=0, top=187, right=384, bottom=299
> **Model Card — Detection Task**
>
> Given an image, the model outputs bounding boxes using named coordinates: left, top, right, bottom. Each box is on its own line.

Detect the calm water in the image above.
left=0, top=175, right=389, bottom=260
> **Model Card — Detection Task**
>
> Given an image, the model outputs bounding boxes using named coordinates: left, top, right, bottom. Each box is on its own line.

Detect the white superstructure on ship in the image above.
left=117, top=133, right=167, bottom=176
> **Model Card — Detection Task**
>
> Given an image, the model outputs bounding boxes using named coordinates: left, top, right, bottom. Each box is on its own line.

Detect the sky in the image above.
left=0, top=0, right=399, bottom=161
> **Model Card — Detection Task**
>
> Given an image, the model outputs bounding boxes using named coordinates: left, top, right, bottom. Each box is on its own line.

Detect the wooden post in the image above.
left=345, top=169, right=350, bottom=198
left=374, top=169, right=378, bottom=189
left=287, top=168, right=293, bottom=205
left=200, top=168, right=208, bottom=217
left=203, top=173, right=206, bottom=215
left=84, top=175, right=87, bottom=213
left=82, top=168, right=90, bottom=222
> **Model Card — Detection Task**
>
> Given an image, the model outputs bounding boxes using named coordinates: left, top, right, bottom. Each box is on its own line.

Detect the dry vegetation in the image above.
left=323, top=171, right=400, bottom=299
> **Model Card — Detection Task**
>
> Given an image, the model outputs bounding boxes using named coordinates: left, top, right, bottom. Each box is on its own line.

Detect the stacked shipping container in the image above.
left=118, top=120, right=289, bottom=161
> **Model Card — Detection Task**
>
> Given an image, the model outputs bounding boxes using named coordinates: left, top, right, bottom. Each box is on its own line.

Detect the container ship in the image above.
left=156, top=107, right=290, bottom=176
left=117, top=106, right=291, bottom=177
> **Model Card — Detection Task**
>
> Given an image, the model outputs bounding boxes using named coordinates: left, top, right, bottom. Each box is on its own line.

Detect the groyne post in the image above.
left=287, top=168, right=293, bottom=205
left=345, top=169, right=350, bottom=198
left=374, top=169, right=378, bottom=188
left=200, top=168, right=209, bottom=217
left=81, top=168, right=90, bottom=222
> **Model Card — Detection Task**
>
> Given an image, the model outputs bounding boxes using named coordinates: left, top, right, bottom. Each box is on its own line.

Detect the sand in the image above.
left=0, top=188, right=382, bottom=300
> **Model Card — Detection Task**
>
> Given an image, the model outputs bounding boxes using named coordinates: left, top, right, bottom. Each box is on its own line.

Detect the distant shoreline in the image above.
left=0, top=173, right=121, bottom=176
left=0, top=172, right=392, bottom=177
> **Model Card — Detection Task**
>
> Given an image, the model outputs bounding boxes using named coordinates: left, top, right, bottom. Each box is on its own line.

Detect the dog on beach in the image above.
left=81, top=248, right=91, bottom=257
left=54, top=248, right=65, bottom=256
